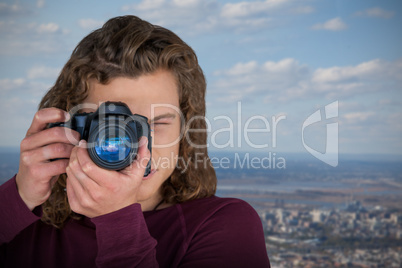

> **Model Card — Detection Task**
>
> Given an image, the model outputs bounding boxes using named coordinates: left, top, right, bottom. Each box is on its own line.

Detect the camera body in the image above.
left=50, top=102, right=152, bottom=175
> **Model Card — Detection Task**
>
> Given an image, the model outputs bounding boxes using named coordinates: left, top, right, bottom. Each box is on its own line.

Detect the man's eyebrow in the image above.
left=150, top=113, right=176, bottom=123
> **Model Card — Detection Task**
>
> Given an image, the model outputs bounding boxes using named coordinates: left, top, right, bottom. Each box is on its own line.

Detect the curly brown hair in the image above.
left=39, top=15, right=217, bottom=228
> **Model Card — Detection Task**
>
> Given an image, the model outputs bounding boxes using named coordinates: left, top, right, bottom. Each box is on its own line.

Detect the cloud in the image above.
left=210, top=58, right=402, bottom=104
left=121, top=0, right=312, bottom=34
left=216, top=61, right=259, bottom=76
left=312, top=59, right=402, bottom=84
left=37, top=0, right=45, bottom=8
left=27, top=66, right=61, bottom=80
left=0, top=2, right=30, bottom=16
left=0, top=78, right=51, bottom=99
left=122, top=0, right=218, bottom=34
left=0, top=21, right=69, bottom=56
left=378, top=99, right=402, bottom=107
left=310, top=59, right=402, bottom=101
left=0, top=21, right=63, bottom=36
left=0, top=93, right=41, bottom=146
left=0, top=78, right=26, bottom=93
left=354, top=7, right=394, bottom=19
left=209, top=58, right=402, bottom=154
left=337, top=99, right=402, bottom=154
left=342, top=112, right=374, bottom=124
left=290, top=5, right=314, bottom=14
left=0, top=65, right=58, bottom=103
left=220, top=0, right=290, bottom=18
left=0, top=68, right=56, bottom=146
left=311, top=17, right=347, bottom=31
left=78, top=18, right=104, bottom=30
left=0, top=75, right=54, bottom=144
left=36, top=23, right=60, bottom=34
left=211, top=58, right=310, bottom=103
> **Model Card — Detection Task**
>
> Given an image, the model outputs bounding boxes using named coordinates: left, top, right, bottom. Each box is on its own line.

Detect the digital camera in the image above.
left=49, top=102, right=152, bottom=175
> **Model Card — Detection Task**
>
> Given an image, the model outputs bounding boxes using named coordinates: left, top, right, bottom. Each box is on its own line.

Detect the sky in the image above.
left=0, top=0, right=401, bottom=162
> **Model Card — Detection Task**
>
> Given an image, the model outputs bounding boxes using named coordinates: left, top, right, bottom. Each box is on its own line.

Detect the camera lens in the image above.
left=95, top=134, right=131, bottom=163
left=88, top=121, right=138, bottom=170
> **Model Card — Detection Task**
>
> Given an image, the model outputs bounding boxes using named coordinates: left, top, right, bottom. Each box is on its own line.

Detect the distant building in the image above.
left=311, top=209, right=324, bottom=223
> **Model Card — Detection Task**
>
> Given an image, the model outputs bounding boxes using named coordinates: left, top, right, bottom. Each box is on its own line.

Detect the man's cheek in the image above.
left=153, top=131, right=181, bottom=148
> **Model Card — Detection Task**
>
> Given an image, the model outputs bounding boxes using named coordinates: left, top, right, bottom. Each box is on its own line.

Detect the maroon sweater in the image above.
left=0, top=177, right=270, bottom=267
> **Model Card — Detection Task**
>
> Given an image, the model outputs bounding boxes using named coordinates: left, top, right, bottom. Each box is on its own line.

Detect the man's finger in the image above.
left=74, top=140, right=115, bottom=187
left=26, top=108, right=70, bottom=137
left=122, top=137, right=150, bottom=178
left=21, top=127, right=80, bottom=152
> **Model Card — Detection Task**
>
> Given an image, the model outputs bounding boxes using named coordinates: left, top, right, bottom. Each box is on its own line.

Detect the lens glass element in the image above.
left=94, top=132, right=131, bottom=163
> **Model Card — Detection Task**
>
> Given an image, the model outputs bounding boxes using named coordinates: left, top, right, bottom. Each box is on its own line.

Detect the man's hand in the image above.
left=66, top=137, right=150, bottom=218
left=16, top=108, right=80, bottom=211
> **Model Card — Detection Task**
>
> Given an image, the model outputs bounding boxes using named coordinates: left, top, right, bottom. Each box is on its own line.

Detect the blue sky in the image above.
left=0, top=0, right=401, bottom=159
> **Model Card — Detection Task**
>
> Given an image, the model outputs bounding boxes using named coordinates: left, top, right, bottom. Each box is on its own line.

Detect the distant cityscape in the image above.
left=255, top=200, right=400, bottom=267
left=215, top=153, right=402, bottom=268
left=1, top=149, right=402, bottom=267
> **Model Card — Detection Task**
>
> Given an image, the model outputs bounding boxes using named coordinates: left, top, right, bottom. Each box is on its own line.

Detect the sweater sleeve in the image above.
left=91, top=203, right=158, bottom=268
left=179, top=199, right=270, bottom=268
left=0, top=176, right=41, bottom=245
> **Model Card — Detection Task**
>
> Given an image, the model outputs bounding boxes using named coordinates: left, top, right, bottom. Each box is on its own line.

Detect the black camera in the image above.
left=49, top=102, right=152, bottom=175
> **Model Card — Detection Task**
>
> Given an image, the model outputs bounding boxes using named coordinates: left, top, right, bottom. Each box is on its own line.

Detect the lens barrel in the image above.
left=87, top=121, right=138, bottom=170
